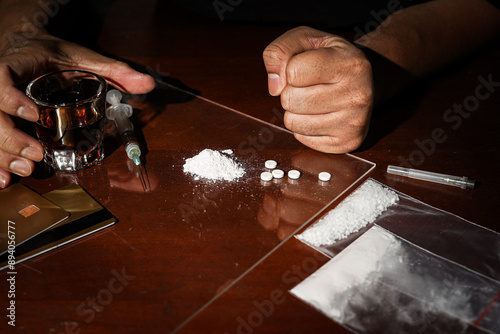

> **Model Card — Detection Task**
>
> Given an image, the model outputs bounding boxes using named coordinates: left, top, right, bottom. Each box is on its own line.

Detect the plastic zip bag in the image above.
left=292, top=179, right=500, bottom=333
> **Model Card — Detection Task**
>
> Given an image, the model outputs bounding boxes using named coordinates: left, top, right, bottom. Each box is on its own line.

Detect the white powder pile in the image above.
left=296, top=179, right=399, bottom=247
left=183, top=149, right=245, bottom=181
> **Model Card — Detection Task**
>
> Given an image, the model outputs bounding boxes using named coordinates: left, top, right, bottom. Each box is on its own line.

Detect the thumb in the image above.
left=262, top=26, right=332, bottom=96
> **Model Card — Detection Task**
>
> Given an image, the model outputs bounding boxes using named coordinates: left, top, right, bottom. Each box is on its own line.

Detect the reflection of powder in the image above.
left=297, top=179, right=399, bottom=246
left=183, top=149, right=245, bottom=181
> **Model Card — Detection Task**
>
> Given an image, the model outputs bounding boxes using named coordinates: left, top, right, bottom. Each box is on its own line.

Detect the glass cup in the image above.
left=26, top=70, right=107, bottom=171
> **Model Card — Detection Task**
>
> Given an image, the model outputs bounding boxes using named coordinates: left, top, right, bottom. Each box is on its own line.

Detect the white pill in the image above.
left=318, top=172, right=332, bottom=182
left=272, top=169, right=284, bottom=179
left=260, top=171, right=273, bottom=182
left=288, top=169, right=301, bottom=180
left=264, top=160, right=278, bottom=169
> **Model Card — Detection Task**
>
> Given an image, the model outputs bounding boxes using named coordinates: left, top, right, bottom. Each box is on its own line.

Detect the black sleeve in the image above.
left=170, top=0, right=430, bottom=28
left=486, top=0, right=500, bottom=10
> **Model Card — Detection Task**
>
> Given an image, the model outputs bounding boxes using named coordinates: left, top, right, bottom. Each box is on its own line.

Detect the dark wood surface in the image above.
left=2, top=1, right=500, bottom=333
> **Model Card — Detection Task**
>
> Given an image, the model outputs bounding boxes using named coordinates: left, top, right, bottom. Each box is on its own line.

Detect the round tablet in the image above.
left=260, top=171, right=273, bottom=182
left=318, top=172, right=332, bottom=182
left=288, top=169, right=301, bottom=180
left=272, top=169, right=284, bottom=179
left=264, top=160, right=278, bottom=169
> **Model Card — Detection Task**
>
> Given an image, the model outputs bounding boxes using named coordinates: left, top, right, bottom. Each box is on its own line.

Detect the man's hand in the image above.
left=263, top=26, right=374, bottom=153
left=0, top=32, right=156, bottom=188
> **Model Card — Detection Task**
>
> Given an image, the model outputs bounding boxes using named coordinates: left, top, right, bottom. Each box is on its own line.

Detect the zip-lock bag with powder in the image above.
left=293, top=178, right=500, bottom=333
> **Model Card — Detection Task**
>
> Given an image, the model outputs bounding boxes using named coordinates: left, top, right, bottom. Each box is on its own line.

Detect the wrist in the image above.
left=0, top=0, right=52, bottom=52
left=353, top=43, right=416, bottom=107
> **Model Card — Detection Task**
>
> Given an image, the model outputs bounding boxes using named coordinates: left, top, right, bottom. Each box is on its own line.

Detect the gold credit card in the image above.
left=0, top=184, right=70, bottom=256
left=0, top=184, right=116, bottom=270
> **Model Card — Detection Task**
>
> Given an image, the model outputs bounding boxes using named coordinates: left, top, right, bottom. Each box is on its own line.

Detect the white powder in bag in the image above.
left=183, top=149, right=245, bottom=181
left=296, top=179, right=399, bottom=247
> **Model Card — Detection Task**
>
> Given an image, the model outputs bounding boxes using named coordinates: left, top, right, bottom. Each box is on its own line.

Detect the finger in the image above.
left=285, top=45, right=368, bottom=88
left=0, top=149, right=36, bottom=177
left=293, top=132, right=365, bottom=154
left=263, top=26, right=332, bottom=96
left=284, top=111, right=342, bottom=136
left=284, top=105, right=370, bottom=136
left=0, top=64, right=40, bottom=121
left=286, top=48, right=342, bottom=88
left=0, top=112, right=44, bottom=160
left=0, top=168, right=11, bottom=189
left=282, top=84, right=372, bottom=115
left=281, top=84, right=347, bottom=114
left=65, top=44, right=156, bottom=94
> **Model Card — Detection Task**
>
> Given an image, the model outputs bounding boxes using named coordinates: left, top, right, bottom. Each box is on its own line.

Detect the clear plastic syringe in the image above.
left=106, top=89, right=148, bottom=191
left=387, top=165, right=476, bottom=189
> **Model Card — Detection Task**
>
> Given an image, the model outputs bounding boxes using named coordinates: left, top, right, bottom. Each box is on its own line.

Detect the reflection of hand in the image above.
left=258, top=191, right=325, bottom=242
left=263, top=26, right=373, bottom=154
left=258, top=150, right=358, bottom=241
left=0, top=29, right=155, bottom=188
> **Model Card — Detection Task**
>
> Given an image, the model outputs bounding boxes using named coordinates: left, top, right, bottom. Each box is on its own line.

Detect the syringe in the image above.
left=387, top=165, right=476, bottom=189
left=106, top=89, right=149, bottom=191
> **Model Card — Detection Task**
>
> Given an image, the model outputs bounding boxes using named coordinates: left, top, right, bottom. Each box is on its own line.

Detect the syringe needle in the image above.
left=138, top=165, right=148, bottom=192
left=143, top=164, right=151, bottom=191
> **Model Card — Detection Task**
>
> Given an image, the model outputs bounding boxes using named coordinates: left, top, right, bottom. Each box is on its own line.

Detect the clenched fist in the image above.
left=263, top=26, right=374, bottom=153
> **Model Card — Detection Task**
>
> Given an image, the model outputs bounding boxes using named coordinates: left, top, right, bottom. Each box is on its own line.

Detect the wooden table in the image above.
left=2, top=1, right=500, bottom=333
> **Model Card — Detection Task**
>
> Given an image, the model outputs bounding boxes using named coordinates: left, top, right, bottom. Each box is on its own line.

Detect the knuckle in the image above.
left=348, top=86, right=373, bottom=111
left=327, top=136, right=342, bottom=151
left=283, top=111, right=294, bottom=131
left=348, top=111, right=370, bottom=131
left=112, top=59, right=130, bottom=69
left=324, top=129, right=365, bottom=154
left=337, top=135, right=365, bottom=153
left=262, top=43, right=286, bottom=67
left=351, top=55, right=372, bottom=77
left=0, top=91, right=16, bottom=114
left=263, top=43, right=280, bottom=61
left=291, top=26, right=310, bottom=33
left=285, top=57, right=303, bottom=85
left=280, top=88, right=291, bottom=110
left=346, top=137, right=364, bottom=152
left=0, top=111, right=15, bottom=128
left=0, top=131, right=18, bottom=154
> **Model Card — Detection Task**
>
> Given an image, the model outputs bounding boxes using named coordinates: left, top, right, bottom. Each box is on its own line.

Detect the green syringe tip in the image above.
left=127, top=148, right=141, bottom=166
left=125, top=143, right=142, bottom=166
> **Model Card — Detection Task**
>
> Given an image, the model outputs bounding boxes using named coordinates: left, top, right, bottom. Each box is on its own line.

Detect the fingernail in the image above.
left=10, top=160, right=32, bottom=176
left=0, top=175, right=6, bottom=189
left=21, top=146, right=44, bottom=161
left=268, top=73, right=281, bottom=96
left=17, top=106, right=39, bottom=121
